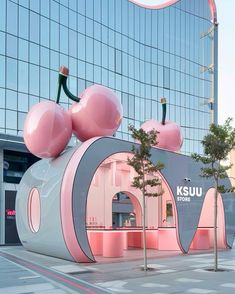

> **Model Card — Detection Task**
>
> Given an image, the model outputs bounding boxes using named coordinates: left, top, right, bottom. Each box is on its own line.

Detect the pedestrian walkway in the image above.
left=90, top=251, right=235, bottom=293
left=0, top=255, right=72, bottom=294
left=0, top=245, right=235, bottom=293
left=0, top=248, right=111, bottom=294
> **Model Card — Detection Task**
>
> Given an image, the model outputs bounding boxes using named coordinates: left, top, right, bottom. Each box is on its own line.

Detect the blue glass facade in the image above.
left=0, top=0, right=216, bottom=155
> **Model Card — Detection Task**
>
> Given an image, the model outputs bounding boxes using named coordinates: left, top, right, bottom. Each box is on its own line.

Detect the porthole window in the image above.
left=28, top=188, right=41, bottom=233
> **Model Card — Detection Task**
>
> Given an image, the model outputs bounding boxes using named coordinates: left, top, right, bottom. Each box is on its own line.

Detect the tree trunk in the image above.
left=142, top=192, right=147, bottom=271
left=214, top=178, right=218, bottom=271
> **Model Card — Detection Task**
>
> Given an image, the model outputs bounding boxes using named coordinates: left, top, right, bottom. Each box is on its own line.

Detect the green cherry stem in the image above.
left=58, top=66, right=80, bottom=103
left=161, top=97, right=167, bottom=125
left=61, top=76, right=80, bottom=102
left=56, top=72, right=63, bottom=104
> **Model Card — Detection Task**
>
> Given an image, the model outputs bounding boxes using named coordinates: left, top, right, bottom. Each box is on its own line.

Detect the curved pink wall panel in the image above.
left=197, top=188, right=227, bottom=249
left=60, top=138, right=98, bottom=262
left=128, top=0, right=217, bottom=23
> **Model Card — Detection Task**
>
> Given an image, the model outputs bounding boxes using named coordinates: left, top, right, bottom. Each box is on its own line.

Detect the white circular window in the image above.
left=28, top=188, right=41, bottom=233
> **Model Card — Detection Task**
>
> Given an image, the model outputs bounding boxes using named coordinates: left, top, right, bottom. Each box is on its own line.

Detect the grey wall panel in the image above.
left=16, top=147, right=77, bottom=261
left=221, top=191, right=235, bottom=247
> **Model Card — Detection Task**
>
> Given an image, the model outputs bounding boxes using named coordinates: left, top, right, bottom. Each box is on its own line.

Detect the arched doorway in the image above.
left=190, top=188, right=227, bottom=250
left=86, top=153, right=145, bottom=229
left=112, top=192, right=142, bottom=229
left=85, top=151, right=181, bottom=254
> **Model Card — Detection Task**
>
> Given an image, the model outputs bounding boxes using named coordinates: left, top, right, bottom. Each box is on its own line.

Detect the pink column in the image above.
left=102, top=231, right=124, bottom=257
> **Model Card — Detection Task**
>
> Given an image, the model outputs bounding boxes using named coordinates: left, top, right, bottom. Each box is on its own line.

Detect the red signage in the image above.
left=6, top=209, right=16, bottom=217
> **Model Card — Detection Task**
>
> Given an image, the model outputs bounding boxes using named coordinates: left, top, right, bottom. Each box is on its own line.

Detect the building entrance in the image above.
left=5, top=191, right=20, bottom=244
left=112, top=193, right=136, bottom=228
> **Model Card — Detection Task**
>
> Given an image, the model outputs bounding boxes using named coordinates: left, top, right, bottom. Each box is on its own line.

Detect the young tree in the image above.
left=127, top=125, right=164, bottom=271
left=192, top=118, right=235, bottom=271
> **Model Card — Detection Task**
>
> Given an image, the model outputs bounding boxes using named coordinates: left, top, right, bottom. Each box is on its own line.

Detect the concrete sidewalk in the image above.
left=0, top=254, right=74, bottom=294
left=1, top=245, right=235, bottom=293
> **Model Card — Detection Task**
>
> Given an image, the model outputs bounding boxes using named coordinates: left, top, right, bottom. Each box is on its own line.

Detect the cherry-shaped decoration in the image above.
left=69, top=85, right=123, bottom=142
left=56, top=67, right=122, bottom=142
left=141, top=98, right=183, bottom=152
left=23, top=67, right=72, bottom=158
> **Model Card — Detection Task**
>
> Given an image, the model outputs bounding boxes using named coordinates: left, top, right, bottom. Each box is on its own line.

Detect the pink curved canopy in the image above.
left=128, top=0, right=179, bottom=9
left=128, top=0, right=217, bottom=23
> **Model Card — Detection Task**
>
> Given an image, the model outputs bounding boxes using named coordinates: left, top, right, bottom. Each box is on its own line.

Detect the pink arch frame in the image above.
left=61, top=147, right=184, bottom=262
left=61, top=138, right=98, bottom=262
left=128, top=0, right=217, bottom=23
left=158, top=172, right=182, bottom=251
left=195, top=188, right=227, bottom=249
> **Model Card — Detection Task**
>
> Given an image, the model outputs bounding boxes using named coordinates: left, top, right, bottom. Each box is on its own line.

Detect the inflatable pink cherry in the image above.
left=141, top=98, right=183, bottom=152
left=69, top=84, right=123, bottom=142
left=24, top=101, right=72, bottom=158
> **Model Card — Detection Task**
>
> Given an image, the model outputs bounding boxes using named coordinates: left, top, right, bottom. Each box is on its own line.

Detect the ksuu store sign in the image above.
left=176, top=186, right=203, bottom=202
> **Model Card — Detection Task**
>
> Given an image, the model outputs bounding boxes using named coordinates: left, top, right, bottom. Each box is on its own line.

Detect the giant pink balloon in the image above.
left=24, top=101, right=72, bottom=158
left=69, top=84, right=122, bottom=142
left=141, top=119, right=183, bottom=152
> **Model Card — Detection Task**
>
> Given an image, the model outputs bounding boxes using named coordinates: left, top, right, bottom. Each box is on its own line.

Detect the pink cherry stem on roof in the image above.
left=161, top=97, right=167, bottom=125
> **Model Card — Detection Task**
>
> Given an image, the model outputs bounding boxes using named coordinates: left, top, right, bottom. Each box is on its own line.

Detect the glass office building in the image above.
left=0, top=0, right=217, bottom=244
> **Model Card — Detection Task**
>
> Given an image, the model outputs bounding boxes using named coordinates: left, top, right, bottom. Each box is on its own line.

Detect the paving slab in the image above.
left=1, top=245, right=235, bottom=294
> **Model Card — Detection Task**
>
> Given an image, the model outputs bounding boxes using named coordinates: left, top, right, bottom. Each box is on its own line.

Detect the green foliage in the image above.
left=127, top=125, right=164, bottom=197
left=192, top=118, right=235, bottom=271
left=192, top=118, right=235, bottom=189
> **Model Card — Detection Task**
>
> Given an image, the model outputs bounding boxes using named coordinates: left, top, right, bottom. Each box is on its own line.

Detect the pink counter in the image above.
left=88, top=227, right=213, bottom=258
left=126, top=231, right=142, bottom=248
left=158, top=228, right=180, bottom=250
left=146, top=230, right=158, bottom=249
left=88, top=229, right=158, bottom=257
left=125, top=229, right=158, bottom=249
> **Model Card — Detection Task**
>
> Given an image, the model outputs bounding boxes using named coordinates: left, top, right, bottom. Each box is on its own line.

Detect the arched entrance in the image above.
left=86, top=153, right=144, bottom=230
left=85, top=152, right=181, bottom=256
left=112, top=192, right=142, bottom=229
left=190, top=188, right=227, bottom=250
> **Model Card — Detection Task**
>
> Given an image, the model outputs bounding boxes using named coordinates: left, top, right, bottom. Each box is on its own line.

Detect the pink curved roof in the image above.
left=208, top=0, right=217, bottom=23
left=128, top=0, right=179, bottom=9
left=128, top=0, right=217, bottom=23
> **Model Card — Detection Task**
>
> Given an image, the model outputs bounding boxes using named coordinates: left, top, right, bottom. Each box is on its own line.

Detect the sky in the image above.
left=136, top=0, right=235, bottom=127
left=216, top=0, right=235, bottom=127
